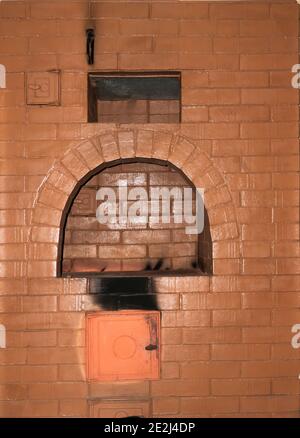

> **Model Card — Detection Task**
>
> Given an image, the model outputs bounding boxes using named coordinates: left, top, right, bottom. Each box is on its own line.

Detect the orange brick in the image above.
left=177, top=276, right=209, bottom=292
left=241, top=191, right=275, bottom=207
left=212, top=344, right=270, bottom=361
left=183, top=327, right=241, bottom=344
left=22, top=331, right=57, bottom=348
left=31, top=2, right=88, bottom=19
left=151, top=379, right=209, bottom=397
left=240, top=17, right=297, bottom=37
left=273, top=292, right=300, bottom=309
left=210, top=105, right=269, bottom=122
left=272, top=378, right=300, bottom=395
left=0, top=244, right=26, bottom=261
left=22, top=296, right=57, bottom=313
left=242, top=293, right=275, bottom=310
left=271, top=105, right=299, bottom=122
left=152, top=3, right=208, bottom=19
left=58, top=365, right=85, bottom=382
left=0, top=1, right=26, bottom=18
left=241, top=54, right=296, bottom=71
left=92, top=2, right=149, bottom=18
left=182, top=71, right=209, bottom=88
left=242, top=89, right=298, bottom=105
left=271, top=4, right=298, bottom=19
left=59, top=400, right=87, bottom=417
left=28, top=382, right=87, bottom=400
left=213, top=310, right=270, bottom=327
left=182, top=106, right=209, bottom=122
left=273, top=173, right=299, bottom=189
left=242, top=242, right=271, bottom=258
left=120, top=19, right=179, bottom=36
left=213, top=139, right=270, bottom=157
left=211, top=379, right=271, bottom=396
left=270, top=71, right=293, bottom=88
left=241, top=361, right=300, bottom=378
left=181, top=361, right=240, bottom=378
left=123, top=230, right=170, bottom=244
left=241, top=122, right=298, bottom=139
left=159, top=36, right=212, bottom=53
left=242, top=259, right=275, bottom=275
left=89, top=381, right=149, bottom=399
left=277, top=259, right=300, bottom=275
left=27, top=347, right=84, bottom=365
left=161, top=328, right=182, bottom=345
left=240, top=396, right=299, bottom=413
left=272, top=309, right=300, bottom=326
left=162, top=344, right=209, bottom=362
left=210, top=3, right=269, bottom=19
left=98, top=244, right=146, bottom=259
left=181, top=396, right=239, bottom=415
left=161, top=362, right=180, bottom=379
left=21, top=365, right=58, bottom=383
left=242, top=327, right=291, bottom=344
left=153, top=397, right=180, bottom=415
left=118, top=53, right=178, bottom=70
left=216, top=20, right=240, bottom=37
left=213, top=259, right=240, bottom=275
left=210, top=71, right=268, bottom=88
left=271, top=344, right=300, bottom=360
left=273, top=242, right=299, bottom=257
left=23, top=401, right=59, bottom=418
left=183, top=89, right=240, bottom=105
left=211, top=276, right=271, bottom=292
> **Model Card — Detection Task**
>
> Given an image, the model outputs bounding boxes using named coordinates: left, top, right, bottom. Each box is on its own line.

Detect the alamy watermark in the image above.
left=291, top=324, right=300, bottom=349
left=0, top=64, right=6, bottom=89
left=291, top=64, right=300, bottom=89
left=291, top=324, right=300, bottom=379
left=96, top=181, right=205, bottom=235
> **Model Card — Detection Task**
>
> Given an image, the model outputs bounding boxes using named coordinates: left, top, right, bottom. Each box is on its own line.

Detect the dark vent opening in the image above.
left=89, top=277, right=158, bottom=311
left=88, top=72, right=181, bottom=123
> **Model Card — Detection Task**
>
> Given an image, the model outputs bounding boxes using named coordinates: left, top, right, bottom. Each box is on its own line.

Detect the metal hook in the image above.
left=86, top=28, right=95, bottom=65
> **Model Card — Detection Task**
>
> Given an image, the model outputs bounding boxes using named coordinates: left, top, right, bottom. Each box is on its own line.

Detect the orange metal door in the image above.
left=86, top=310, right=160, bottom=381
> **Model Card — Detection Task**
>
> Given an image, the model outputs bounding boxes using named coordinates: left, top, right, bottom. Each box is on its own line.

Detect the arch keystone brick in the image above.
left=169, top=136, right=195, bottom=168
left=98, top=133, right=120, bottom=162
left=61, top=152, right=90, bottom=181
left=76, top=140, right=103, bottom=170
left=184, top=149, right=212, bottom=181
left=47, top=167, right=77, bottom=195
left=152, top=131, right=173, bottom=160
left=136, top=129, right=154, bottom=157
left=118, top=130, right=136, bottom=158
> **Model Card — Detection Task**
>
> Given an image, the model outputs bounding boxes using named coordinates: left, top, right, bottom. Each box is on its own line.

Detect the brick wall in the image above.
left=97, top=99, right=180, bottom=123
left=0, top=0, right=299, bottom=418
left=63, top=162, right=199, bottom=274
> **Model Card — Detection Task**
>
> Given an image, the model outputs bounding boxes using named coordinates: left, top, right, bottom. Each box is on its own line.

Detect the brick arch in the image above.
left=29, top=128, right=239, bottom=278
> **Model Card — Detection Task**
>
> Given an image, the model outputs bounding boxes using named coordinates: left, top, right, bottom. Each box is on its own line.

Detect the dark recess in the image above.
left=89, top=277, right=158, bottom=311
left=88, top=72, right=181, bottom=122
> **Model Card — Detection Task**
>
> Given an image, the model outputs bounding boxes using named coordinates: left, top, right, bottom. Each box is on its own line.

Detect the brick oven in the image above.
left=0, top=0, right=299, bottom=419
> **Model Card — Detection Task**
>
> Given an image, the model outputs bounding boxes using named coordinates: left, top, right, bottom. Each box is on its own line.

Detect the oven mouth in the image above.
left=89, top=276, right=158, bottom=311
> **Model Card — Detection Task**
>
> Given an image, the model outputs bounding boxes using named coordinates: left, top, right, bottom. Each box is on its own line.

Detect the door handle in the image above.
left=145, top=344, right=158, bottom=351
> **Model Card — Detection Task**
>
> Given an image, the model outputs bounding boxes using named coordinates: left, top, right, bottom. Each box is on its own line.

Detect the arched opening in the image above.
left=57, top=158, right=212, bottom=278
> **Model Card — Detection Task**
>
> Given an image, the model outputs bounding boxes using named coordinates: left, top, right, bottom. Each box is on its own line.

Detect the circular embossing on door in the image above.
left=113, top=335, right=137, bottom=359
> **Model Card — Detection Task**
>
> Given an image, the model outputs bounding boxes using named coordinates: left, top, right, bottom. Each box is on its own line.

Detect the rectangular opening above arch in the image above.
left=88, top=71, right=181, bottom=123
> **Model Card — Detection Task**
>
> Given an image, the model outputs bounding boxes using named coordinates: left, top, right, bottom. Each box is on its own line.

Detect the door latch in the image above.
left=145, top=344, right=158, bottom=351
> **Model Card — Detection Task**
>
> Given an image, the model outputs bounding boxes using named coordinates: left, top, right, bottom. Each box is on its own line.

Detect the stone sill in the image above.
left=61, top=269, right=207, bottom=278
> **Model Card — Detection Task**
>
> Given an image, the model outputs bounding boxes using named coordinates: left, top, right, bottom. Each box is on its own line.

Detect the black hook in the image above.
left=86, top=28, right=95, bottom=65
